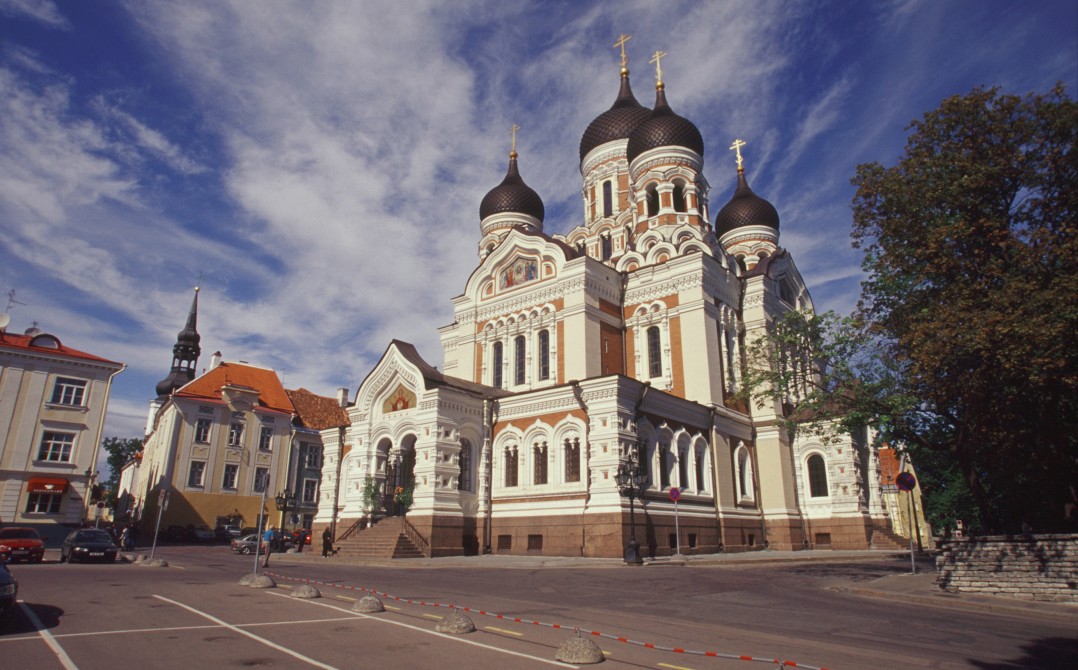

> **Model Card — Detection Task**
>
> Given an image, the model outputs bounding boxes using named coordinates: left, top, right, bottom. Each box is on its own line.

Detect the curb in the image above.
left=828, top=584, right=1078, bottom=624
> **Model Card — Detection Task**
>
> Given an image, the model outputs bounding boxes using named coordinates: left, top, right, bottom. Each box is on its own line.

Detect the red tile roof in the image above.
left=0, top=331, right=122, bottom=366
left=286, top=388, right=350, bottom=429
left=176, top=362, right=293, bottom=413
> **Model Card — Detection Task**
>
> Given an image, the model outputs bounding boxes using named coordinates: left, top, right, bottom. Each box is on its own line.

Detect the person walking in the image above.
left=261, top=526, right=275, bottom=568
left=321, top=527, right=333, bottom=558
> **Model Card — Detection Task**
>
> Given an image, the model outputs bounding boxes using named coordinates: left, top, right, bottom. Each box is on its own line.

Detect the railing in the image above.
left=400, top=516, right=431, bottom=557
left=336, top=518, right=365, bottom=542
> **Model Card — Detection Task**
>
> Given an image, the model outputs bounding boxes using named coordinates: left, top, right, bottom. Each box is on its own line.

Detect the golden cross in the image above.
left=730, top=138, right=747, bottom=170
left=509, top=124, right=520, bottom=154
left=649, top=50, right=667, bottom=84
left=614, top=33, right=631, bottom=69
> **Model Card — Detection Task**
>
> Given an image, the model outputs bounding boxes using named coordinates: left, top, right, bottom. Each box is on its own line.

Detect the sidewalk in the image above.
left=275, top=548, right=1078, bottom=624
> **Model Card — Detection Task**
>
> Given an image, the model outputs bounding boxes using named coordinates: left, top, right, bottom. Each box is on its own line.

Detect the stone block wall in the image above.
left=936, top=534, right=1078, bottom=602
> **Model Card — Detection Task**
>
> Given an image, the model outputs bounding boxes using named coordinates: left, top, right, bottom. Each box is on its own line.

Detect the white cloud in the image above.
left=0, top=0, right=70, bottom=30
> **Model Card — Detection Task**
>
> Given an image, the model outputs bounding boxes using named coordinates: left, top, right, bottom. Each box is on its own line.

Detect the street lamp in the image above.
left=615, top=445, right=648, bottom=565
left=274, top=490, right=296, bottom=532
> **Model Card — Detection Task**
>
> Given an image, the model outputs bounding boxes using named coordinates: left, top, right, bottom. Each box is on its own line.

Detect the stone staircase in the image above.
left=870, top=525, right=911, bottom=551
left=333, top=517, right=425, bottom=560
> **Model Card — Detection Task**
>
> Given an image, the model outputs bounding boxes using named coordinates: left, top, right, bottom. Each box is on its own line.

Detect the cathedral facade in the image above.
left=316, top=48, right=893, bottom=557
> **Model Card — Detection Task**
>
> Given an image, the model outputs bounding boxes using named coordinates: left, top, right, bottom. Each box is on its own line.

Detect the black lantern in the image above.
left=274, top=490, right=296, bottom=529
left=616, top=445, right=648, bottom=565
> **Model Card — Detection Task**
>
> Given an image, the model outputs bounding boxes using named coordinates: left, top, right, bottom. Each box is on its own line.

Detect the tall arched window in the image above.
left=538, top=329, right=550, bottom=380
left=647, top=326, right=662, bottom=378
left=504, top=445, right=518, bottom=487
left=672, top=182, right=686, bottom=212
left=646, top=184, right=659, bottom=217
left=658, top=441, right=670, bottom=488
left=564, top=437, right=580, bottom=482
left=514, top=335, right=526, bottom=386
left=458, top=439, right=473, bottom=492
left=602, top=180, right=613, bottom=218
left=736, top=444, right=754, bottom=500
left=601, top=234, right=612, bottom=260
left=492, top=341, right=504, bottom=388
left=533, top=441, right=548, bottom=485
left=677, top=445, right=689, bottom=489
left=695, top=446, right=706, bottom=491
left=807, top=454, right=828, bottom=497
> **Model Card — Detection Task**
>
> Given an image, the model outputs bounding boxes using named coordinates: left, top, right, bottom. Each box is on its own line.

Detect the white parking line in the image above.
left=268, top=591, right=580, bottom=669
left=19, top=601, right=78, bottom=670
left=153, top=595, right=338, bottom=670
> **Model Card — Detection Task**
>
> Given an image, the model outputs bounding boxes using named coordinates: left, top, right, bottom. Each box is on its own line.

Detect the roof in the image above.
left=390, top=340, right=511, bottom=399
left=579, top=71, right=651, bottom=162
left=287, top=388, right=350, bottom=429
left=175, top=361, right=293, bottom=413
left=0, top=330, right=123, bottom=367
left=479, top=153, right=545, bottom=223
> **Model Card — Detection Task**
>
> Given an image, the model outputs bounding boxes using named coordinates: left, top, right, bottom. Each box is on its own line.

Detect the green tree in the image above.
left=744, top=85, right=1077, bottom=533
left=101, top=436, right=143, bottom=508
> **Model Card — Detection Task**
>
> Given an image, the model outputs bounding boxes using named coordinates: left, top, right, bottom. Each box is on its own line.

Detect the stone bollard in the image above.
left=352, top=595, right=385, bottom=613
left=435, top=610, right=476, bottom=634
left=555, top=633, right=605, bottom=664
left=142, top=558, right=169, bottom=567
left=291, top=583, right=321, bottom=599
left=248, top=574, right=276, bottom=589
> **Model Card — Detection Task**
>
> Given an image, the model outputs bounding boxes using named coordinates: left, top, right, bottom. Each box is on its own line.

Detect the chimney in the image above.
left=337, top=387, right=349, bottom=407
left=210, top=351, right=222, bottom=369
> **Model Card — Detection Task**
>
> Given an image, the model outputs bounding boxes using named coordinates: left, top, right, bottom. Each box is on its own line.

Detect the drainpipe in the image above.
left=482, top=397, right=498, bottom=554
left=87, top=363, right=125, bottom=520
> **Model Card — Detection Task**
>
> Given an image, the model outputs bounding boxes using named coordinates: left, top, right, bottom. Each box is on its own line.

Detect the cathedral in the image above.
left=315, top=42, right=897, bottom=558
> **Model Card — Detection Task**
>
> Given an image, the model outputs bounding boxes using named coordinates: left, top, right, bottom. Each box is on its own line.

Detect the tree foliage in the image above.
left=101, top=436, right=143, bottom=508
left=745, top=85, right=1078, bottom=533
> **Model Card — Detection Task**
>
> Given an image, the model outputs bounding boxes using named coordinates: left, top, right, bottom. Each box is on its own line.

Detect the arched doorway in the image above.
left=383, top=434, right=417, bottom=516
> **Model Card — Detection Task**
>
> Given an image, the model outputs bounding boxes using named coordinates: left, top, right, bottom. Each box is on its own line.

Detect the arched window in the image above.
left=538, top=329, right=550, bottom=381
left=514, top=335, right=526, bottom=386
left=576, top=241, right=586, bottom=256
left=736, top=444, right=754, bottom=500
left=672, top=182, right=686, bottom=212
left=647, top=326, right=662, bottom=378
left=736, top=255, right=747, bottom=272
left=677, top=445, right=689, bottom=490
left=458, top=439, right=473, bottom=492
left=504, top=445, right=518, bottom=487
left=601, top=234, right=612, bottom=260
left=492, top=341, right=504, bottom=388
left=646, top=184, right=659, bottom=217
left=808, top=454, right=828, bottom=497
left=533, top=441, right=548, bottom=485
left=602, top=180, right=613, bottom=218
left=564, top=437, right=581, bottom=482
left=695, top=446, right=706, bottom=491
left=658, top=441, right=670, bottom=488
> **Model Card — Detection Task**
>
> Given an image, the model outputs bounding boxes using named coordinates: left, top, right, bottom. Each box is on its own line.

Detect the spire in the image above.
left=155, top=286, right=203, bottom=398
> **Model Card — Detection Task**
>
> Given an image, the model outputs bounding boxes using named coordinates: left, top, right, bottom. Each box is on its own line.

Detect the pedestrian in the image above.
left=322, top=527, right=332, bottom=558
left=261, top=526, right=275, bottom=568
left=293, top=528, right=304, bottom=553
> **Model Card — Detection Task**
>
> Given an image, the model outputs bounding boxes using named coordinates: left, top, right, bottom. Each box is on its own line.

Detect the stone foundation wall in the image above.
left=936, top=534, right=1078, bottom=602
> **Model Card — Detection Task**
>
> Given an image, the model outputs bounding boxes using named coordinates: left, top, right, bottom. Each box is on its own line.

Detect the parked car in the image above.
left=188, top=524, right=216, bottom=542
left=0, top=527, right=45, bottom=563
left=0, top=562, right=16, bottom=620
left=0, top=544, right=11, bottom=564
left=293, top=529, right=312, bottom=545
left=60, top=529, right=119, bottom=563
left=215, top=525, right=243, bottom=541
left=230, top=533, right=292, bottom=555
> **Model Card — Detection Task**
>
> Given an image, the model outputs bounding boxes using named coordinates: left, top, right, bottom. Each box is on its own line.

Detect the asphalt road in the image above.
left=0, top=545, right=1074, bottom=669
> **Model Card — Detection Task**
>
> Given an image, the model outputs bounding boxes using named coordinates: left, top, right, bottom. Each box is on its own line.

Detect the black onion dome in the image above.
left=626, top=87, right=704, bottom=164
left=714, top=170, right=781, bottom=235
left=479, top=153, right=545, bottom=223
left=579, top=73, right=651, bottom=162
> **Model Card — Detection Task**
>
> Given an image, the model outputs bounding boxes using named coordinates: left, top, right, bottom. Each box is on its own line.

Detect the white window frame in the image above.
left=188, top=461, right=206, bottom=488
left=302, top=478, right=318, bottom=503
left=228, top=422, right=244, bottom=448
left=37, top=431, right=76, bottom=462
left=194, top=418, right=212, bottom=444
left=50, top=377, right=87, bottom=406
left=222, top=464, right=239, bottom=489
left=258, top=426, right=273, bottom=452
left=26, top=491, right=63, bottom=514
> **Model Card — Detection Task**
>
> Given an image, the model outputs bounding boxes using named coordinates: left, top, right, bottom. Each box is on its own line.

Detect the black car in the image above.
left=0, top=562, right=17, bottom=620
left=60, top=529, right=119, bottom=563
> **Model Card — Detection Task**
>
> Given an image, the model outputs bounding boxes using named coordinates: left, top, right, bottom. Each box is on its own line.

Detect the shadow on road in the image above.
left=0, top=602, right=65, bottom=635
left=968, top=636, right=1078, bottom=668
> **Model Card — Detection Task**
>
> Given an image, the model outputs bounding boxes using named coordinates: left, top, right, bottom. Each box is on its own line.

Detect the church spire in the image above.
left=155, top=286, right=203, bottom=398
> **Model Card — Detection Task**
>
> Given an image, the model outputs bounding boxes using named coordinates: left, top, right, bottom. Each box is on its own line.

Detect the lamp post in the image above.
left=274, top=489, right=296, bottom=548
left=615, top=446, right=647, bottom=565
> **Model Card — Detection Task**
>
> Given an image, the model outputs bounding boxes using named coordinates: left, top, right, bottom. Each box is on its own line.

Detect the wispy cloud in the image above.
left=0, top=0, right=70, bottom=30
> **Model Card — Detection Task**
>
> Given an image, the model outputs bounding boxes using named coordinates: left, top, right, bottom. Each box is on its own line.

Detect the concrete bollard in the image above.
left=291, top=583, right=321, bottom=599
left=435, top=610, right=476, bottom=634
left=555, top=634, right=605, bottom=664
left=142, top=558, right=169, bottom=567
left=352, top=595, right=385, bottom=613
left=248, top=574, right=276, bottom=589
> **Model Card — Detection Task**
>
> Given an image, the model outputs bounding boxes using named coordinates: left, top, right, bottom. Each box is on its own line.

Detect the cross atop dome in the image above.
left=614, top=33, right=631, bottom=74
left=649, top=50, right=667, bottom=89
left=730, top=138, right=747, bottom=172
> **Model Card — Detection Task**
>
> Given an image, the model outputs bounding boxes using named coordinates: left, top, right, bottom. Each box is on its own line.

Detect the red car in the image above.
left=0, top=527, right=45, bottom=563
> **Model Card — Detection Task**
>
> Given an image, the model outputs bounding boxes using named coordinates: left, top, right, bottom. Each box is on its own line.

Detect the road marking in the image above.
left=269, top=591, right=580, bottom=669
left=484, top=626, right=524, bottom=636
left=384, top=604, right=401, bottom=611
left=658, top=663, right=695, bottom=670
left=422, top=613, right=443, bottom=620
left=335, top=596, right=357, bottom=602
left=19, top=602, right=78, bottom=670
left=154, top=595, right=338, bottom=670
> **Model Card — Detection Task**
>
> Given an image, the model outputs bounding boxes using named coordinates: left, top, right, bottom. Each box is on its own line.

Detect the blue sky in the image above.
left=1, top=0, right=1075, bottom=464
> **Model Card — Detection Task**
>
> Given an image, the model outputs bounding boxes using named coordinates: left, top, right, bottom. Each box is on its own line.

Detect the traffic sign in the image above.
left=97, top=501, right=105, bottom=509
left=895, top=472, right=917, bottom=492
left=669, top=487, right=681, bottom=502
